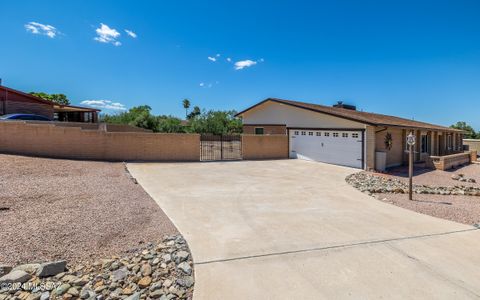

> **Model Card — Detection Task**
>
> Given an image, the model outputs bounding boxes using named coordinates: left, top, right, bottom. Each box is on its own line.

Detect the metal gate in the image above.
left=200, top=135, right=242, bottom=161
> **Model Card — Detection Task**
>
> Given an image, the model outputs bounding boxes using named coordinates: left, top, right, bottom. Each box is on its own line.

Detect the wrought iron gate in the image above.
left=200, top=135, right=242, bottom=161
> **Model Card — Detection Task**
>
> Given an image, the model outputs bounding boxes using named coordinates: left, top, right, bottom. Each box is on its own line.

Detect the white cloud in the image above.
left=125, top=29, right=137, bottom=38
left=216, top=53, right=221, bottom=57
left=226, top=57, right=232, bottom=62
left=234, top=59, right=257, bottom=70
left=24, top=22, right=58, bottom=38
left=94, top=23, right=121, bottom=46
left=207, top=56, right=217, bottom=62
left=199, top=81, right=218, bottom=88
left=80, top=100, right=127, bottom=111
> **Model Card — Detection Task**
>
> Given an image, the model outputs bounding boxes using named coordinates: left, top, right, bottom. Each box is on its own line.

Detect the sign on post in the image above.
left=406, top=132, right=415, bottom=200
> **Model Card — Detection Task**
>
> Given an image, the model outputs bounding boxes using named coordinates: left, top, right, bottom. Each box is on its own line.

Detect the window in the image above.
left=352, top=133, right=359, bottom=138
left=254, top=127, right=264, bottom=135
left=301, top=131, right=306, bottom=135
left=294, top=131, right=299, bottom=135
left=342, top=133, right=348, bottom=138
left=316, top=132, right=321, bottom=136
left=308, top=132, right=313, bottom=136
left=333, top=132, right=339, bottom=137
left=421, top=134, right=431, bottom=153
left=324, top=132, right=330, bottom=137
left=447, top=135, right=453, bottom=150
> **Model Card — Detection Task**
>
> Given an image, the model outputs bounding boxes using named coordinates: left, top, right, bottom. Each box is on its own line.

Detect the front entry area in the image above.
left=289, top=129, right=363, bottom=168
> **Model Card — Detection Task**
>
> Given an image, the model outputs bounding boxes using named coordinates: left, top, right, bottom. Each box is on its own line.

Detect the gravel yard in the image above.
left=347, top=163, right=480, bottom=226
left=384, top=164, right=480, bottom=187
left=375, top=193, right=480, bottom=225
left=0, top=154, right=178, bottom=266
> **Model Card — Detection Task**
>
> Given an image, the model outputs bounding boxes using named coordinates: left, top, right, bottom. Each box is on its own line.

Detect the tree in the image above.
left=30, top=92, right=70, bottom=105
left=157, top=116, right=185, bottom=133
left=101, top=105, right=159, bottom=131
left=187, top=106, right=201, bottom=120
left=188, top=110, right=242, bottom=135
left=450, top=121, right=478, bottom=139
left=182, top=99, right=191, bottom=119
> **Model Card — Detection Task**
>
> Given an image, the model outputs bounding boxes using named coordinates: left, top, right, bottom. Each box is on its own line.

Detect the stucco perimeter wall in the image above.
left=0, top=121, right=200, bottom=161
left=242, top=135, right=288, bottom=160
left=464, top=139, right=480, bottom=156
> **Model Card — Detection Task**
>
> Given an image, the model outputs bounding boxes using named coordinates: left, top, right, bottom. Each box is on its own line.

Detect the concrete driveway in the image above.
left=127, top=160, right=480, bottom=299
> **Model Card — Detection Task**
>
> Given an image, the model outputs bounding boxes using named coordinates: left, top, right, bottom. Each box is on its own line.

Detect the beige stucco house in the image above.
left=236, top=98, right=465, bottom=170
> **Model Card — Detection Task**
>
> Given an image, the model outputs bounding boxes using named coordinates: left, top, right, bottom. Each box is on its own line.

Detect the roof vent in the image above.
left=333, top=101, right=356, bottom=110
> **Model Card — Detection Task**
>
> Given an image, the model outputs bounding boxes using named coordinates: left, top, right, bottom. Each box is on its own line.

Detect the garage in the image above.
left=289, top=129, right=364, bottom=168
left=237, top=97, right=465, bottom=171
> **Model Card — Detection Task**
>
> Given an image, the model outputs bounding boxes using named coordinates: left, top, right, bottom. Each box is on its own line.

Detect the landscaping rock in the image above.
left=177, top=262, right=192, bottom=275
left=346, top=172, right=480, bottom=197
left=175, top=251, right=190, bottom=263
left=0, top=235, right=194, bottom=300
left=12, top=264, right=41, bottom=275
left=36, top=260, right=66, bottom=277
left=451, top=174, right=461, bottom=180
left=0, top=266, right=12, bottom=278
left=140, top=263, right=152, bottom=276
left=138, top=276, right=152, bottom=288
left=0, top=270, right=32, bottom=284
left=125, top=292, right=141, bottom=300
left=55, top=283, right=71, bottom=295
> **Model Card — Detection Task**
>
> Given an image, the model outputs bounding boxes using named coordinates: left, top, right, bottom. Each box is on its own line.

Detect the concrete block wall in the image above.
left=429, top=152, right=471, bottom=170
left=0, top=121, right=200, bottom=161
left=464, top=139, right=480, bottom=156
left=242, top=135, right=289, bottom=160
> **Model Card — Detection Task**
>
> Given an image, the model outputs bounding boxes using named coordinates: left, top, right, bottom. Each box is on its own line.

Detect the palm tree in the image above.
left=182, top=99, right=191, bottom=119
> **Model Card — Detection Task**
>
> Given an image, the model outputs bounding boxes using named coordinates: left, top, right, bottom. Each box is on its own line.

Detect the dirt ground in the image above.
left=381, top=164, right=480, bottom=187
left=376, top=193, right=480, bottom=225
left=373, top=164, right=480, bottom=226
left=0, top=154, right=178, bottom=265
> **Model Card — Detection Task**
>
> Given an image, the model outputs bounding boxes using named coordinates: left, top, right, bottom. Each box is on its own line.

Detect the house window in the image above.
left=352, top=133, right=359, bottom=138
left=301, top=131, right=306, bottom=135
left=333, top=132, right=339, bottom=137
left=342, top=133, right=348, bottom=138
left=294, top=131, right=299, bottom=135
left=308, top=132, right=313, bottom=136
left=421, top=134, right=431, bottom=153
left=254, top=127, right=264, bottom=135
left=324, top=132, right=330, bottom=137
left=316, top=132, right=321, bottom=136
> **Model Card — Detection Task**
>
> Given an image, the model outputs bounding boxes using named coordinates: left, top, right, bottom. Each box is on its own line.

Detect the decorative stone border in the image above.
left=346, top=172, right=480, bottom=196
left=0, top=235, right=194, bottom=300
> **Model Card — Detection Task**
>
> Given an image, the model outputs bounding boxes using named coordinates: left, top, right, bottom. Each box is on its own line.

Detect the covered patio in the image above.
left=53, top=104, right=100, bottom=123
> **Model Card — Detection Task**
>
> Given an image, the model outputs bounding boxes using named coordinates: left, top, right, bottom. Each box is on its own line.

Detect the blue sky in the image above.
left=1, top=0, right=479, bottom=129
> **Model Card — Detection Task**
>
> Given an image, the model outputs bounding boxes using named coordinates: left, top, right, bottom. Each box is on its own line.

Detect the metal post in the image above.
left=220, top=135, right=224, bottom=160
left=409, top=143, right=413, bottom=200
left=406, top=131, right=416, bottom=201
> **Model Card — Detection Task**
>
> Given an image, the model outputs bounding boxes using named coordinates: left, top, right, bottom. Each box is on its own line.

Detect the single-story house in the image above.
left=0, top=84, right=100, bottom=123
left=236, top=98, right=464, bottom=170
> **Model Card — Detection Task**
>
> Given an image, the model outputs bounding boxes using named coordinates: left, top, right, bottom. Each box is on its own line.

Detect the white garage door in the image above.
left=289, top=129, right=363, bottom=169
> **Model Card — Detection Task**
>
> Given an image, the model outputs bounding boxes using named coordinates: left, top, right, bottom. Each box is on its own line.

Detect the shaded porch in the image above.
left=53, top=104, right=100, bottom=123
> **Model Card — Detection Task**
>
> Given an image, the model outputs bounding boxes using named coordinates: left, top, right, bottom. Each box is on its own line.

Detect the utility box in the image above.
left=375, top=151, right=387, bottom=172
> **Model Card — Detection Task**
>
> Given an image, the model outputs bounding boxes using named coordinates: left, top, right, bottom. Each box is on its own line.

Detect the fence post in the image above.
left=221, top=135, right=224, bottom=160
